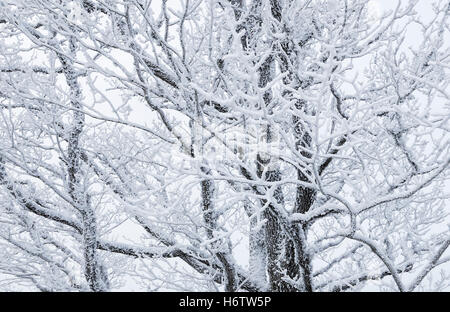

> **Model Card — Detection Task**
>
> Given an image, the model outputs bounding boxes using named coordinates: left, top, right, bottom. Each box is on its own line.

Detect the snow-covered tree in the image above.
left=0, top=0, right=449, bottom=292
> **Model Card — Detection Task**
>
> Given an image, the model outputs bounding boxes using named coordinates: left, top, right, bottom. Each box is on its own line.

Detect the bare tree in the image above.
left=0, top=0, right=449, bottom=292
